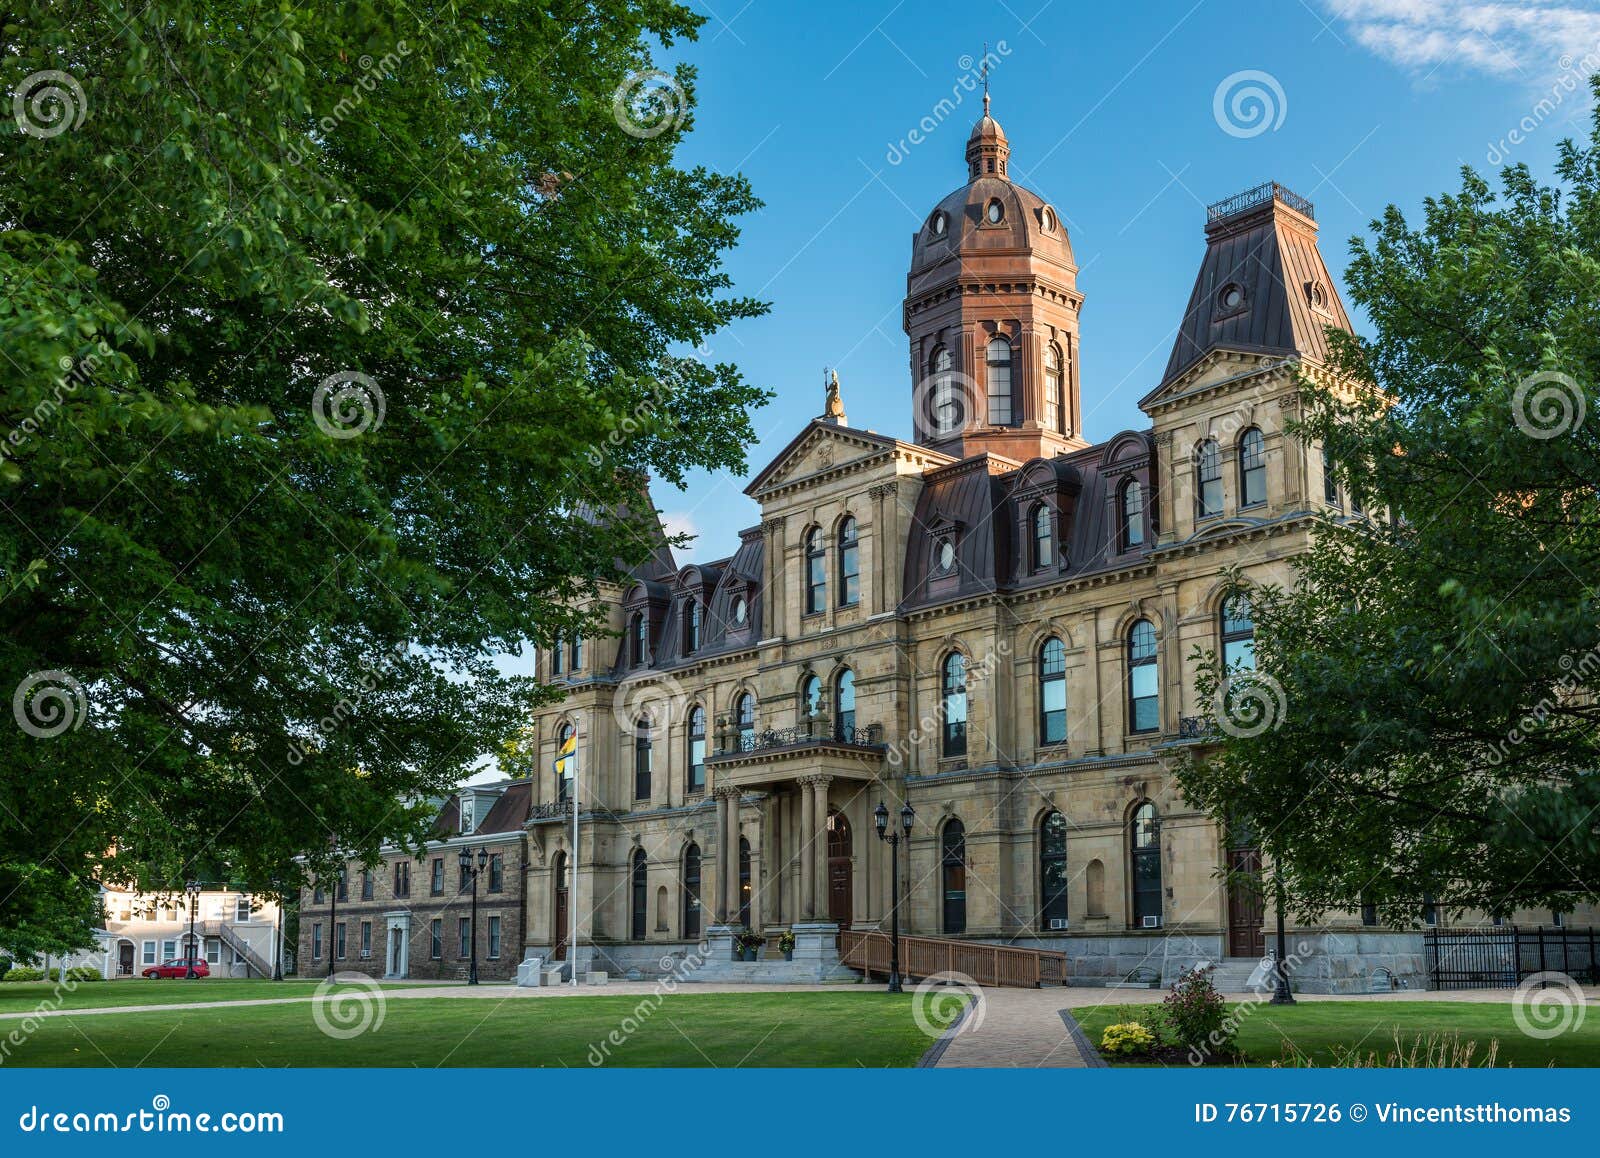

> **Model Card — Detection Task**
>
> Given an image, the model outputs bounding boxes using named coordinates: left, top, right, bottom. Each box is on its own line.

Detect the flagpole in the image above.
left=570, top=710, right=580, bottom=988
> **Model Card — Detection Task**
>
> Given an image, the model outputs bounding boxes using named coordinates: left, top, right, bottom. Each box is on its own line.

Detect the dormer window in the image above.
left=630, top=612, right=647, bottom=666
left=935, top=536, right=957, bottom=574
left=1030, top=503, right=1053, bottom=571
left=732, top=594, right=748, bottom=626
left=459, top=796, right=476, bottom=835
left=1041, top=206, right=1056, bottom=232
left=683, top=600, right=701, bottom=656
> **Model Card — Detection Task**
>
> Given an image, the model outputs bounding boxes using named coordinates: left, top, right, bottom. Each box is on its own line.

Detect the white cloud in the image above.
left=659, top=510, right=700, bottom=559
left=1326, top=0, right=1600, bottom=77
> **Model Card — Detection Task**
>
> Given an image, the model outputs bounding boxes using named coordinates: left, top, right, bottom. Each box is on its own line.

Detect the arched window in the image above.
left=804, top=527, right=825, bottom=614
left=986, top=337, right=1013, bottom=426
left=683, top=601, right=700, bottom=655
left=738, top=837, right=752, bottom=928
left=1044, top=342, right=1063, bottom=433
left=1040, top=811, right=1069, bottom=929
left=941, top=820, right=967, bottom=934
left=941, top=653, right=968, bottom=757
left=686, top=706, right=706, bottom=792
left=835, top=668, right=856, bottom=739
left=1086, top=858, right=1106, bottom=917
left=735, top=693, right=755, bottom=748
left=630, top=849, right=648, bottom=940
left=1238, top=428, right=1266, bottom=507
left=1120, top=479, right=1144, bottom=551
left=1038, top=637, right=1067, bottom=744
left=1030, top=503, right=1053, bottom=571
left=1127, top=619, right=1158, bottom=734
left=633, top=714, right=652, bottom=801
left=551, top=635, right=564, bottom=676
left=930, top=345, right=959, bottom=435
left=1322, top=445, right=1340, bottom=506
left=1195, top=439, right=1222, bottom=518
left=1131, top=802, right=1162, bottom=926
left=555, top=722, right=575, bottom=803
left=801, top=674, right=822, bottom=720
left=569, top=635, right=583, bottom=671
left=681, top=844, right=702, bottom=938
left=1220, top=594, right=1255, bottom=670
left=837, top=516, right=860, bottom=607
left=629, top=612, right=647, bottom=666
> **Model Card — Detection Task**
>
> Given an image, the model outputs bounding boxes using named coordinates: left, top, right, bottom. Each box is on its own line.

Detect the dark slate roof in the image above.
left=1156, top=182, right=1352, bottom=392
left=431, top=779, right=531, bottom=839
left=900, top=432, right=1156, bottom=612
left=608, top=527, right=765, bottom=677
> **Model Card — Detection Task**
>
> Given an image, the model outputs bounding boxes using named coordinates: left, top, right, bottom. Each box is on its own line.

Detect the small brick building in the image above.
left=297, top=779, right=530, bottom=982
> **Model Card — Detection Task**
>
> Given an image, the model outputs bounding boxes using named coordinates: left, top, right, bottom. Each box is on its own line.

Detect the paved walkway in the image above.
left=930, top=988, right=1100, bottom=1068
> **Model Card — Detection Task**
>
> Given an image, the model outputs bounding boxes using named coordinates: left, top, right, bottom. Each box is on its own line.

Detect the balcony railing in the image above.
left=1205, top=181, right=1315, bottom=223
left=1177, top=716, right=1214, bottom=739
left=717, top=722, right=884, bottom=756
left=528, top=799, right=576, bottom=821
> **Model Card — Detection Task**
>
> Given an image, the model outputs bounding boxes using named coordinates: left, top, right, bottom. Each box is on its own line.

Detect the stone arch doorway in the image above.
left=826, top=809, right=852, bottom=929
left=551, top=851, right=569, bottom=960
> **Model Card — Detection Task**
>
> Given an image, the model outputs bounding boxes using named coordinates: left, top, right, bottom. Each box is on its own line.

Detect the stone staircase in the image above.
left=1208, top=957, right=1274, bottom=994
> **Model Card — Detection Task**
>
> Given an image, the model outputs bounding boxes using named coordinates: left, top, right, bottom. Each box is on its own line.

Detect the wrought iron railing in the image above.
left=1205, top=181, right=1315, bottom=223
left=1178, top=716, right=1214, bottom=739
left=1425, top=926, right=1598, bottom=990
left=718, top=722, right=884, bottom=755
left=528, top=799, right=575, bottom=821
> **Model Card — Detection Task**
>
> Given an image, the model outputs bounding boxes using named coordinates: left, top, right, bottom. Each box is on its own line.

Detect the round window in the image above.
left=1219, top=283, right=1244, bottom=311
left=733, top=595, right=747, bottom=624
left=986, top=200, right=1003, bottom=224
left=1041, top=206, right=1056, bottom=231
left=937, top=538, right=956, bottom=571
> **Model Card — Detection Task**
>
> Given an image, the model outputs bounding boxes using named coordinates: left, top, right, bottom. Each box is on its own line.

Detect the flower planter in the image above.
left=741, top=948, right=757, bottom=962
left=783, top=949, right=793, bottom=961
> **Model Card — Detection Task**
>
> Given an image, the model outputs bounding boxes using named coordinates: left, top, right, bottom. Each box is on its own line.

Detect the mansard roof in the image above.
left=1157, top=182, right=1352, bottom=393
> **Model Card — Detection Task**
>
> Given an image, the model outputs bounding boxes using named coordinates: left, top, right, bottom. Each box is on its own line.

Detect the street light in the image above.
left=458, top=847, right=490, bottom=986
left=1271, top=877, right=1296, bottom=1005
left=873, top=800, right=915, bottom=994
left=184, top=880, right=201, bottom=979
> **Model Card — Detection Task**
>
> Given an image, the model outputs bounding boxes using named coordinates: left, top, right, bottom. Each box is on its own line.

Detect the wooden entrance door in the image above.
left=1227, top=847, right=1265, bottom=957
left=553, top=852, right=570, bottom=960
left=826, top=810, right=852, bottom=929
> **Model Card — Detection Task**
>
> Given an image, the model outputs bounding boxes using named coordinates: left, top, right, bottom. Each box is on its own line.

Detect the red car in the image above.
left=142, top=958, right=210, bottom=979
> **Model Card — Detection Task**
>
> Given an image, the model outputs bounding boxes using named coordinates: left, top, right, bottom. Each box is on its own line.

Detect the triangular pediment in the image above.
left=745, top=420, right=908, bottom=499
left=1137, top=347, right=1294, bottom=413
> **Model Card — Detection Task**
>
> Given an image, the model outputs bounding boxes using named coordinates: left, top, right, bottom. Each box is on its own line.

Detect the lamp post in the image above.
left=1270, top=877, right=1296, bottom=1005
left=184, top=880, right=200, bottom=979
left=327, top=869, right=338, bottom=979
left=458, top=847, right=490, bottom=986
left=269, top=877, right=284, bottom=981
left=873, top=800, right=915, bottom=994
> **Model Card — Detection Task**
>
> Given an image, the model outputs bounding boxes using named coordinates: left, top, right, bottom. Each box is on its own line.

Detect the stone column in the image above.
left=759, top=794, right=779, bottom=927
left=725, top=788, right=743, bottom=926
left=811, top=775, right=833, bottom=918
left=799, top=778, right=818, bottom=919
left=713, top=788, right=731, bottom=924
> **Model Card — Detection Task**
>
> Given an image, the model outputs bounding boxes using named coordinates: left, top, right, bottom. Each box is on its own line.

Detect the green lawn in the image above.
left=1070, top=1001, right=1600, bottom=1067
left=0, top=978, right=403, bottom=1014
left=1, top=992, right=950, bottom=1067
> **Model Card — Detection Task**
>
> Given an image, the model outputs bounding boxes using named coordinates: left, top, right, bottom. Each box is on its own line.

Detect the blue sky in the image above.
left=649, top=0, right=1600, bottom=564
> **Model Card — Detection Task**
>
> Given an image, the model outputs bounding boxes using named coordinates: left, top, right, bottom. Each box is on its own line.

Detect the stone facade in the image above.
left=297, top=781, right=529, bottom=982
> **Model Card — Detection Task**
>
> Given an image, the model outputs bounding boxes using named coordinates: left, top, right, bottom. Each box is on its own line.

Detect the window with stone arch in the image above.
left=986, top=336, right=1013, bottom=426
left=837, top=515, right=860, bottom=607
left=1130, top=801, right=1162, bottom=926
left=555, top=721, right=575, bottom=803
left=1220, top=594, right=1256, bottom=671
left=1119, top=478, right=1144, bottom=551
left=1127, top=619, right=1159, bottom=734
left=800, top=673, right=822, bottom=722
left=929, top=345, right=959, bottom=435
left=1038, top=636, right=1066, bottom=745
left=683, top=599, right=701, bottom=655
left=686, top=705, right=706, bottom=793
left=629, top=611, right=647, bottom=666
left=834, top=668, right=856, bottom=739
left=1195, top=438, right=1223, bottom=518
left=1238, top=427, right=1266, bottom=508
left=1043, top=341, right=1063, bottom=433
left=735, top=692, right=755, bottom=748
left=633, top=714, right=652, bottom=801
left=681, top=843, right=702, bottom=939
left=1040, top=810, right=1069, bottom=929
left=1030, top=502, right=1053, bottom=571
left=804, top=526, right=825, bottom=614
left=941, top=818, right=967, bottom=934
left=941, top=651, right=968, bottom=757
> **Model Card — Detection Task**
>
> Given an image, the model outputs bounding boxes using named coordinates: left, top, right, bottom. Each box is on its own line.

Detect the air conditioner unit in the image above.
left=1142, top=915, right=1163, bottom=929
left=1048, top=919, right=1069, bottom=931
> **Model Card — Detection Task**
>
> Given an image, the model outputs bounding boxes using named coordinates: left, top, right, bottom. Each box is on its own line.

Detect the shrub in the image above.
left=1162, top=965, right=1235, bottom=1055
left=0, top=958, right=11, bottom=980
left=3, top=967, right=46, bottom=982
left=1100, top=1022, right=1157, bottom=1057
left=64, top=966, right=103, bottom=982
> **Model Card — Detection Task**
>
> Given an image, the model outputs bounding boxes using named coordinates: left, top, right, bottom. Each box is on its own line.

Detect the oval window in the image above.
left=937, top=538, right=956, bottom=571
left=733, top=595, right=747, bottom=624
left=1041, top=206, right=1056, bottom=231
left=986, top=200, right=1003, bottom=224
left=931, top=211, right=947, bottom=236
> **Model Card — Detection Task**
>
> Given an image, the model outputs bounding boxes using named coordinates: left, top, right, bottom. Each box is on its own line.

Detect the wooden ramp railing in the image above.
left=839, top=929, right=1068, bottom=988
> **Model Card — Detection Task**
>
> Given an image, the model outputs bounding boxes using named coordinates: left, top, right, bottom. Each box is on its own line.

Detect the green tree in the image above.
left=1179, top=85, right=1600, bottom=923
left=0, top=1, right=766, bottom=955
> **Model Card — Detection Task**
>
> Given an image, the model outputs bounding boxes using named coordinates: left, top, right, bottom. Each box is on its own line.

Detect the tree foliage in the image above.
left=1179, top=83, right=1600, bottom=923
left=0, top=1, right=766, bottom=954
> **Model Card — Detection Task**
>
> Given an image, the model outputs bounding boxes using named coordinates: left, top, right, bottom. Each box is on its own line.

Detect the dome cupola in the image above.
left=965, top=93, right=1010, bottom=180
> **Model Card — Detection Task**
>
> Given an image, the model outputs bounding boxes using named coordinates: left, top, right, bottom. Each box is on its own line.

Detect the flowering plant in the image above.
left=1100, top=1022, right=1157, bottom=1056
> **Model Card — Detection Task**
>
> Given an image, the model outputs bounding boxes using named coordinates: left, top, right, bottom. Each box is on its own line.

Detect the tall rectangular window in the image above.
left=488, top=916, right=502, bottom=960
left=429, top=919, right=442, bottom=959
left=360, top=870, right=373, bottom=900
left=488, top=853, right=504, bottom=893
left=335, top=922, right=346, bottom=960
left=234, top=896, right=252, bottom=922
left=142, top=940, right=156, bottom=965
left=360, top=920, right=372, bottom=957
left=430, top=859, right=444, bottom=895
left=311, top=925, right=322, bottom=961
left=458, top=917, right=471, bottom=958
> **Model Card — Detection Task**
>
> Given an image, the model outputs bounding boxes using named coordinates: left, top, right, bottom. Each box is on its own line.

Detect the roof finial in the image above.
left=981, top=42, right=990, bottom=114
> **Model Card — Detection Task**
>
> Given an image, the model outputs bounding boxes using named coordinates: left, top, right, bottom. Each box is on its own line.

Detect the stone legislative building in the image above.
left=496, top=102, right=1584, bottom=993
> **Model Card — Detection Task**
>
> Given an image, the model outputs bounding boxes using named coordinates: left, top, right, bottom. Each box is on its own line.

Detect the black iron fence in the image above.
left=1424, top=926, right=1599, bottom=990
left=718, top=722, right=883, bottom=755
